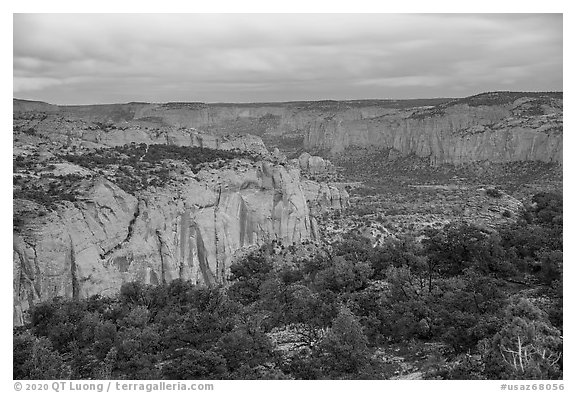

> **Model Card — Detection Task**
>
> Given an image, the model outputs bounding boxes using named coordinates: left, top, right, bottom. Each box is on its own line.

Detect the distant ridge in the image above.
left=14, top=91, right=562, bottom=112
left=13, top=91, right=562, bottom=166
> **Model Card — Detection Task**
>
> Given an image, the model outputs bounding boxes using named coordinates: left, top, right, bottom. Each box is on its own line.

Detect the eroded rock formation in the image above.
left=14, top=92, right=562, bottom=166
left=301, top=180, right=349, bottom=214
left=13, top=158, right=321, bottom=325
left=304, top=95, right=563, bottom=165
left=296, top=152, right=334, bottom=175
left=12, top=92, right=562, bottom=325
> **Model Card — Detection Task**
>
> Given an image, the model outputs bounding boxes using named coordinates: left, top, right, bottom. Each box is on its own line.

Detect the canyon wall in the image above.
left=12, top=92, right=561, bottom=324
left=14, top=100, right=350, bottom=324
left=14, top=159, right=323, bottom=325
left=14, top=93, right=562, bottom=166
left=304, top=97, right=563, bottom=165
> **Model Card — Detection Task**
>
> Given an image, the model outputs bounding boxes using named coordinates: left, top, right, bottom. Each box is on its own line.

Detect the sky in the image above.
left=13, top=13, right=563, bottom=104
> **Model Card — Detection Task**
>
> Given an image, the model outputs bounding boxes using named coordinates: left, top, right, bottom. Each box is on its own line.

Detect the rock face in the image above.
left=296, top=152, right=334, bottom=175
left=14, top=92, right=562, bottom=166
left=290, top=152, right=348, bottom=213
left=12, top=91, right=562, bottom=324
left=14, top=101, right=338, bottom=324
left=12, top=110, right=270, bottom=156
left=13, top=159, right=319, bottom=325
left=304, top=95, right=563, bottom=165
left=301, top=180, right=349, bottom=214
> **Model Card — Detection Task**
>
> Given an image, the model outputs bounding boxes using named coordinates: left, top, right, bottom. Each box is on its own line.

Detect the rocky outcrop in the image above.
left=300, top=180, right=349, bottom=214
left=292, top=152, right=347, bottom=212
left=13, top=159, right=321, bottom=325
left=296, top=152, right=334, bottom=175
left=12, top=111, right=270, bottom=156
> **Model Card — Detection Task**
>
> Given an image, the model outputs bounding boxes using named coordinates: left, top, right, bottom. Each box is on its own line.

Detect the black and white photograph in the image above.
left=11, top=10, right=564, bottom=386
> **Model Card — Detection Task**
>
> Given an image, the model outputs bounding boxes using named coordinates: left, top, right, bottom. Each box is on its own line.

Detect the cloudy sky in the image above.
left=13, top=13, right=562, bottom=104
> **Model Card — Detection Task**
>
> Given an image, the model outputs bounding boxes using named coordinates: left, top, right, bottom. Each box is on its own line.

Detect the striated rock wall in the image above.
left=14, top=159, right=321, bottom=325
left=14, top=94, right=562, bottom=166
left=304, top=99, right=563, bottom=165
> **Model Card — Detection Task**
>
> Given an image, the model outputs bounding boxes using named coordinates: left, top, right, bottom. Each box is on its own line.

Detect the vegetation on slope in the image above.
left=13, top=153, right=88, bottom=211
left=13, top=144, right=253, bottom=221
left=14, top=192, right=562, bottom=380
left=450, top=91, right=562, bottom=108
left=62, top=144, right=250, bottom=174
left=15, top=144, right=248, bottom=205
left=409, top=91, right=562, bottom=119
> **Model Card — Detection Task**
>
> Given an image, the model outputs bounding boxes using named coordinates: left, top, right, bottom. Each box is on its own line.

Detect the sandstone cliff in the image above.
left=292, top=152, right=349, bottom=213
left=12, top=91, right=561, bottom=324
left=14, top=92, right=562, bottom=166
left=13, top=110, right=270, bottom=156
left=14, top=101, right=353, bottom=324
left=304, top=93, right=563, bottom=165
left=13, top=99, right=355, bottom=325
left=300, top=180, right=349, bottom=214
left=13, top=158, right=320, bottom=325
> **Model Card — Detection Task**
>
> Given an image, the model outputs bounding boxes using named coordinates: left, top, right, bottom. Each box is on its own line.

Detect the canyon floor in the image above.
left=298, top=146, right=562, bottom=245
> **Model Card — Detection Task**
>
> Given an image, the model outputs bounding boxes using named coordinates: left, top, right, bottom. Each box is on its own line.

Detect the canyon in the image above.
left=14, top=91, right=562, bottom=165
left=12, top=91, right=562, bottom=326
left=13, top=114, right=349, bottom=325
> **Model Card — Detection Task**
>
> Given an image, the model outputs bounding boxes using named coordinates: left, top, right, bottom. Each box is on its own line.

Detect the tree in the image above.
left=215, top=324, right=275, bottom=375
left=14, top=334, right=71, bottom=379
left=332, top=234, right=373, bottom=264
left=114, top=325, right=162, bottom=379
left=314, top=256, right=372, bottom=293
left=162, top=349, right=228, bottom=379
left=483, top=298, right=562, bottom=379
left=536, top=250, right=563, bottom=285
left=228, top=251, right=273, bottom=305
left=531, top=192, right=562, bottom=227
left=120, top=281, right=148, bottom=306
left=427, top=271, right=506, bottom=352
left=317, top=306, right=371, bottom=376
left=370, top=236, right=424, bottom=280
left=118, top=306, right=150, bottom=328
left=423, top=223, right=512, bottom=278
left=14, top=332, right=36, bottom=379
left=93, top=321, right=117, bottom=359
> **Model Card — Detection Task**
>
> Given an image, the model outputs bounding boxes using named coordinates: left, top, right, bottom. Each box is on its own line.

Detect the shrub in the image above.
left=317, top=306, right=371, bottom=376
left=227, top=251, right=273, bottom=305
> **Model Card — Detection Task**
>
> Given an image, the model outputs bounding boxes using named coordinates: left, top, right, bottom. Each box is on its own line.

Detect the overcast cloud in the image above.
left=13, top=13, right=562, bottom=104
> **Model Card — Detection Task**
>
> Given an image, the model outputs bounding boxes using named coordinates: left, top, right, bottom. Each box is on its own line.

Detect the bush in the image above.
left=228, top=251, right=273, bottom=305
left=317, top=306, right=371, bottom=376
left=483, top=298, right=563, bottom=379
left=422, top=223, right=513, bottom=278
left=162, top=349, right=228, bottom=379
left=14, top=333, right=70, bottom=379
